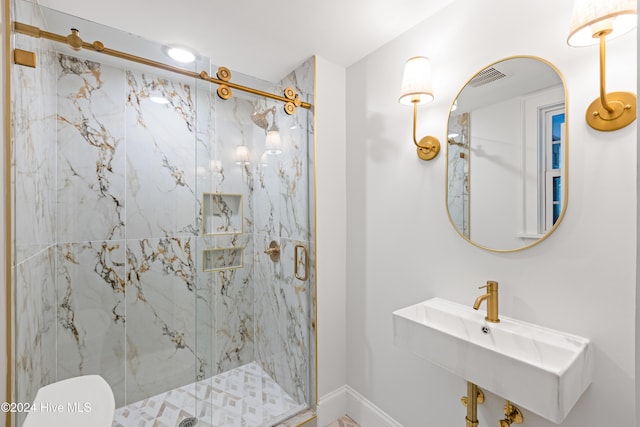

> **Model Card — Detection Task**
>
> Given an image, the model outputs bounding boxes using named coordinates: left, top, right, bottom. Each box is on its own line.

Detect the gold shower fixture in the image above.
left=12, top=22, right=312, bottom=115
left=398, top=56, right=440, bottom=161
left=567, top=0, right=637, bottom=131
left=251, top=106, right=283, bottom=154
left=251, top=106, right=277, bottom=131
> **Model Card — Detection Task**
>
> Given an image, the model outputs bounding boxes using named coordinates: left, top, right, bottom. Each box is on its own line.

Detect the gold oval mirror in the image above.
left=446, top=56, right=567, bottom=252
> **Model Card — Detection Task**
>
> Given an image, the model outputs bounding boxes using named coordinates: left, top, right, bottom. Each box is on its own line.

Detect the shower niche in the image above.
left=202, top=193, right=243, bottom=235
left=202, top=247, right=244, bottom=272
left=9, top=1, right=316, bottom=426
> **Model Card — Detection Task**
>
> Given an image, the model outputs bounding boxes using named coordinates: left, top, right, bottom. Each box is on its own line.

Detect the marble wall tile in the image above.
left=448, top=112, right=470, bottom=237
left=12, top=33, right=57, bottom=264
left=14, top=248, right=57, bottom=420
left=253, top=58, right=316, bottom=407
left=252, top=106, right=313, bottom=243
left=210, top=234, right=255, bottom=374
left=195, top=234, right=255, bottom=381
left=12, top=4, right=58, bottom=425
left=125, top=72, right=198, bottom=239
left=55, top=241, right=126, bottom=406
left=253, top=235, right=311, bottom=405
left=125, top=237, right=202, bottom=404
left=12, top=11, right=317, bottom=420
left=56, top=55, right=126, bottom=242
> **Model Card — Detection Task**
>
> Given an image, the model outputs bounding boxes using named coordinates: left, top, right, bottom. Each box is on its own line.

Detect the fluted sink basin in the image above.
left=392, top=298, right=593, bottom=424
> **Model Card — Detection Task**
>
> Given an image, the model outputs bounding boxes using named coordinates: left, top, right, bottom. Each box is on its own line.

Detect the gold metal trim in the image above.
left=294, top=244, right=309, bottom=281
left=13, top=22, right=313, bottom=115
left=444, top=55, right=570, bottom=253
left=310, top=55, right=318, bottom=422
left=13, top=48, right=36, bottom=68
left=411, top=101, right=440, bottom=160
left=584, top=33, right=636, bottom=131
left=264, top=240, right=281, bottom=262
left=287, top=57, right=319, bottom=427
left=4, top=0, right=13, bottom=425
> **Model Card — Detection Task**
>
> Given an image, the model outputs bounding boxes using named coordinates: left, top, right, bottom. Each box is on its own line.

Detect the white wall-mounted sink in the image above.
left=392, top=298, right=593, bottom=424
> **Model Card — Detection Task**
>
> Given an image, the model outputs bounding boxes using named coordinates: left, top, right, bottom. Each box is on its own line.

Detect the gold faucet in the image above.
left=473, top=280, right=500, bottom=323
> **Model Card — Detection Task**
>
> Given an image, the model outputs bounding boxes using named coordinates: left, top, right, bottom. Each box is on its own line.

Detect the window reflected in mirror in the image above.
left=446, top=56, right=567, bottom=252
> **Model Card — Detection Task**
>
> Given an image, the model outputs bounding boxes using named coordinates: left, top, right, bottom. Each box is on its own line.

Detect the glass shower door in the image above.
left=10, top=1, right=315, bottom=425
left=194, top=61, right=316, bottom=426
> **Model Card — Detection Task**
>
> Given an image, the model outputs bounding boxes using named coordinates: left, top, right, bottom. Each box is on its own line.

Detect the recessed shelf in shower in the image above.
left=202, top=193, right=243, bottom=235
left=202, top=247, right=244, bottom=272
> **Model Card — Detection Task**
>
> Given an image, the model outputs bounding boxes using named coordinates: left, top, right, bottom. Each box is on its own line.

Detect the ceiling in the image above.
left=35, top=0, right=455, bottom=82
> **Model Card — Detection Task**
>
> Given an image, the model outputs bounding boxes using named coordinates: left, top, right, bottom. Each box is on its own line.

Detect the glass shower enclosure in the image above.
left=8, top=1, right=316, bottom=426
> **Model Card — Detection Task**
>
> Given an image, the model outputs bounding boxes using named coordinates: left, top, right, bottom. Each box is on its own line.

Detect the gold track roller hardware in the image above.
left=13, top=22, right=313, bottom=114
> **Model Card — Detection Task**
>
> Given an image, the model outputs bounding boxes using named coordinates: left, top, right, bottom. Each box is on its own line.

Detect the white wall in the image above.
left=315, top=56, right=348, bottom=424
left=470, top=97, right=521, bottom=249
left=346, top=1, right=637, bottom=427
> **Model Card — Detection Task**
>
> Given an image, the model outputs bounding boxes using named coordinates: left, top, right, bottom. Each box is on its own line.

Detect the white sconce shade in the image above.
left=260, top=152, right=269, bottom=167
left=265, top=130, right=282, bottom=154
left=399, top=56, right=434, bottom=105
left=235, top=145, right=250, bottom=165
left=567, top=0, right=637, bottom=46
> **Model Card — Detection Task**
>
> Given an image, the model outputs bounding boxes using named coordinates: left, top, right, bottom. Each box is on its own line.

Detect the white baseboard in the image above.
left=317, top=385, right=348, bottom=426
left=318, top=385, right=403, bottom=427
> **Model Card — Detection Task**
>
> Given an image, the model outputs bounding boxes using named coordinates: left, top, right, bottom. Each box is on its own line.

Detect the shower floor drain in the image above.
left=179, top=417, right=198, bottom=427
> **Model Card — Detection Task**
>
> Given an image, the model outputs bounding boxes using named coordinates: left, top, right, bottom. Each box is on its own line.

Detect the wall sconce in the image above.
left=399, top=56, right=440, bottom=160
left=235, top=145, right=250, bottom=165
left=265, top=117, right=282, bottom=155
left=567, top=0, right=637, bottom=131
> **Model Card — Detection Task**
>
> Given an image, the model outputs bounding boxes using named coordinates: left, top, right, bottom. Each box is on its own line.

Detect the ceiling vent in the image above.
left=468, top=67, right=507, bottom=87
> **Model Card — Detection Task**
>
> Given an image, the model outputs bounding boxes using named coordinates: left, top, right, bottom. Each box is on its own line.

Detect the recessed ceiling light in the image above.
left=150, top=96, right=170, bottom=105
left=166, top=46, right=196, bottom=63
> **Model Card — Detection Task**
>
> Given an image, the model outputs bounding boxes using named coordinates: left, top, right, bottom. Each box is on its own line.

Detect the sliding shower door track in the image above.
left=13, top=21, right=313, bottom=115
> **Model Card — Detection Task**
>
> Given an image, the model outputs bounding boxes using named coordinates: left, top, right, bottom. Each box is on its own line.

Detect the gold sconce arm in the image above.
left=411, top=101, right=440, bottom=161
left=597, top=33, right=614, bottom=114
left=566, top=0, right=636, bottom=131
left=583, top=31, right=636, bottom=131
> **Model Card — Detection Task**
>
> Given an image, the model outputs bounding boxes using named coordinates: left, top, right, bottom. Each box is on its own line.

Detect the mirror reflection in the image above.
left=446, top=56, right=567, bottom=252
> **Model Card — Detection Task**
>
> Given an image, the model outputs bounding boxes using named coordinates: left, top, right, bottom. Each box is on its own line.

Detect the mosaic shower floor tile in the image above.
left=112, top=362, right=306, bottom=427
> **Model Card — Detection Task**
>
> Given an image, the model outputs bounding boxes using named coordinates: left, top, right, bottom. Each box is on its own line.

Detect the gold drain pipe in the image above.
left=461, top=382, right=484, bottom=427
left=13, top=22, right=312, bottom=115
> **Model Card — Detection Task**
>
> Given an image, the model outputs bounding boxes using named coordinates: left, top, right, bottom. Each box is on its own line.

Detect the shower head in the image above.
left=251, top=106, right=276, bottom=131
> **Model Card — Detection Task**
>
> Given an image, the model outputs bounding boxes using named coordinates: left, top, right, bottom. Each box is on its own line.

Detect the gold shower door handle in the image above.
left=294, top=244, right=309, bottom=281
